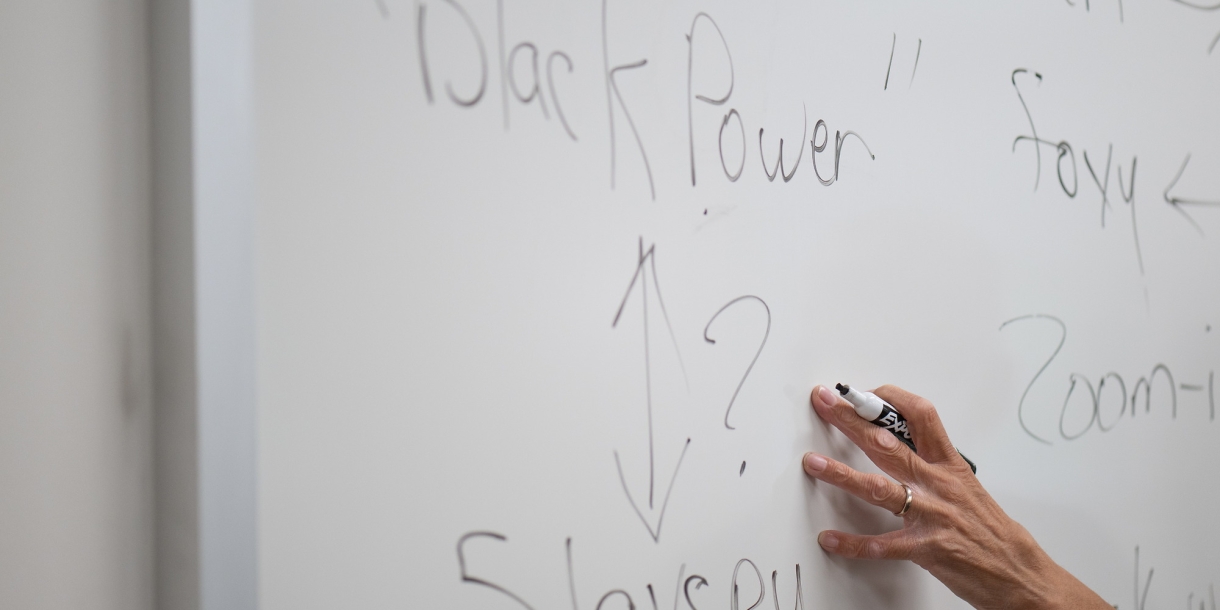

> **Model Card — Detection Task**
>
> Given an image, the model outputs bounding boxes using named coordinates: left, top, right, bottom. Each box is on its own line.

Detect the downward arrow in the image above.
left=1163, top=154, right=1220, bottom=235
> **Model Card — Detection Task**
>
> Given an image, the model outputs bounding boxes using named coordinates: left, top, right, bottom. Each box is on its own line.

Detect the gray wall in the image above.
left=0, top=2, right=155, bottom=609
left=0, top=3, right=254, bottom=608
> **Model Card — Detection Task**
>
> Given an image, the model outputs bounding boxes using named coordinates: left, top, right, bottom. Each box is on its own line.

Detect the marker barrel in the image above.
left=835, top=383, right=977, bottom=474
left=867, top=403, right=917, bottom=453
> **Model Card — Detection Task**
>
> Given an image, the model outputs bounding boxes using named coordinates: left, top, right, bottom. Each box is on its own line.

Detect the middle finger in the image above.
left=802, top=452, right=910, bottom=515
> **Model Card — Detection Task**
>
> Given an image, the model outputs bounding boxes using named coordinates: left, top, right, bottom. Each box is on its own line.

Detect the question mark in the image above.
left=704, top=295, right=771, bottom=475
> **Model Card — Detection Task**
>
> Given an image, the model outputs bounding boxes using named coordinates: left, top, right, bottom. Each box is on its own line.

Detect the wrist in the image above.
left=1007, top=548, right=1068, bottom=610
left=1011, top=553, right=1111, bottom=610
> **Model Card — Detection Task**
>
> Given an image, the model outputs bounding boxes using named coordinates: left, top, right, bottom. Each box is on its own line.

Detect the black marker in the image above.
left=836, top=383, right=977, bottom=474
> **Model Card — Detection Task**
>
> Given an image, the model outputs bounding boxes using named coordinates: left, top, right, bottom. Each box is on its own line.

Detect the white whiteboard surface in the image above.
left=251, top=1, right=1220, bottom=608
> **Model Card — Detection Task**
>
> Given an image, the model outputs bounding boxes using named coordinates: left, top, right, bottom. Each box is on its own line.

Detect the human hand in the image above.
left=802, top=384, right=1111, bottom=610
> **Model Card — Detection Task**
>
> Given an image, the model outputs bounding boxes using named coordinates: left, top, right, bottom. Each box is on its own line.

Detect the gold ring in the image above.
left=895, top=483, right=913, bottom=517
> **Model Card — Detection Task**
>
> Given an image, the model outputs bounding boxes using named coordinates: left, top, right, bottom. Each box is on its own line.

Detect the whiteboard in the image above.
left=250, top=1, right=1220, bottom=608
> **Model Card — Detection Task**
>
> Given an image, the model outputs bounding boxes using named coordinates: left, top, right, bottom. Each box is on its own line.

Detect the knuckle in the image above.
left=841, top=537, right=866, bottom=558
left=910, top=396, right=936, bottom=415
left=924, top=468, right=967, bottom=502
left=905, top=398, right=935, bottom=428
left=875, top=384, right=901, bottom=396
left=875, top=429, right=905, bottom=457
left=865, top=475, right=891, bottom=502
left=940, top=479, right=967, bottom=506
left=829, top=461, right=851, bottom=483
left=885, top=541, right=904, bottom=560
left=927, top=496, right=960, bottom=522
left=935, top=501, right=964, bottom=525
left=836, top=402, right=859, bottom=424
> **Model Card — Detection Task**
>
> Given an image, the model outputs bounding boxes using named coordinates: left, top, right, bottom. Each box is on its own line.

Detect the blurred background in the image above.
left=2, top=2, right=238, bottom=610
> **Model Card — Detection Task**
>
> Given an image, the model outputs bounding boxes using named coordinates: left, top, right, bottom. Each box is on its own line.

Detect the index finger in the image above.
left=872, top=385, right=959, bottom=467
left=810, top=385, right=924, bottom=483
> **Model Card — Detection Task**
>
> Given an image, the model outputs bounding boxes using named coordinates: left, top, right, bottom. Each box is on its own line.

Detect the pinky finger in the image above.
left=818, top=529, right=916, bottom=561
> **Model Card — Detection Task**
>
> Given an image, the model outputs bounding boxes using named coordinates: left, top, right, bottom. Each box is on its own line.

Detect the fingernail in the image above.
left=804, top=453, right=827, bottom=472
left=819, top=532, right=839, bottom=550
left=816, top=385, right=838, bottom=407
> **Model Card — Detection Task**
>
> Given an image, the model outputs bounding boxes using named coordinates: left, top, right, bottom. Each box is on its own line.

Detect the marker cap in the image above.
left=836, top=383, right=885, bottom=420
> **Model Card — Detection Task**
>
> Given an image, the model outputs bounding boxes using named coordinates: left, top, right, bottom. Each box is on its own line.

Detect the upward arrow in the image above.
left=1163, top=154, right=1220, bottom=235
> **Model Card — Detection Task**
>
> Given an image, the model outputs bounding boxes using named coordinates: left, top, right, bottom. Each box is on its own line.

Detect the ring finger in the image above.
left=803, top=452, right=910, bottom=515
